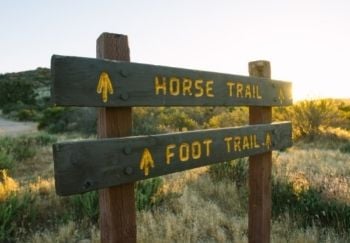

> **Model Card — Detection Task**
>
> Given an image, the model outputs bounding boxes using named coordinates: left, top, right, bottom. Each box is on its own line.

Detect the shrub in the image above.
left=38, top=107, right=96, bottom=134
left=209, top=158, right=248, bottom=190
left=38, top=107, right=70, bottom=133
left=208, top=108, right=248, bottom=128
left=133, top=107, right=199, bottom=134
left=16, top=108, right=39, bottom=121
left=274, top=99, right=346, bottom=140
left=272, top=179, right=350, bottom=233
left=70, top=191, right=99, bottom=223
left=68, top=177, right=163, bottom=224
left=133, top=108, right=168, bottom=135
left=136, top=177, right=163, bottom=211
left=0, top=79, right=36, bottom=107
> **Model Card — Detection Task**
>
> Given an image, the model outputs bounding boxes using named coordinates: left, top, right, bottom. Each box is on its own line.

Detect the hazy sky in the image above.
left=1, top=0, right=349, bottom=100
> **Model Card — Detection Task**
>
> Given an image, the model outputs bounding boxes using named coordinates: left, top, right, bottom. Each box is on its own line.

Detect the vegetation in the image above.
left=0, top=121, right=349, bottom=242
left=274, top=99, right=350, bottom=140
left=0, top=68, right=50, bottom=121
left=2, top=68, right=350, bottom=241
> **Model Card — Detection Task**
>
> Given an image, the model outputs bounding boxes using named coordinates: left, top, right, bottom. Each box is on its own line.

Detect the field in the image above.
left=1, top=127, right=350, bottom=242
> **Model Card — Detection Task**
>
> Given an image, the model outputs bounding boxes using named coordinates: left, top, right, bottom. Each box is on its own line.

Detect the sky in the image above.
left=1, top=0, right=349, bottom=101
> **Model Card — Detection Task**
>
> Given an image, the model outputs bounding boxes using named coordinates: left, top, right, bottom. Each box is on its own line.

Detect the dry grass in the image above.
left=2, top=129, right=350, bottom=242
left=274, top=146, right=350, bottom=202
left=12, top=146, right=54, bottom=182
left=137, top=167, right=347, bottom=242
left=137, top=172, right=245, bottom=242
left=30, top=221, right=100, bottom=243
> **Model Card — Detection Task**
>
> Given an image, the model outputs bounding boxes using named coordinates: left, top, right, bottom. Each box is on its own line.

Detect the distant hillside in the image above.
left=0, top=68, right=50, bottom=88
left=0, top=68, right=51, bottom=108
left=0, top=68, right=96, bottom=134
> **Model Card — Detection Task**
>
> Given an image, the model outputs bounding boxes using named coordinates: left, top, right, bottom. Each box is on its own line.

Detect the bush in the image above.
left=272, top=179, right=350, bottom=233
left=133, top=108, right=168, bottom=135
left=136, top=177, right=163, bottom=211
left=274, top=99, right=346, bottom=140
left=208, top=108, right=248, bottom=128
left=38, top=107, right=70, bottom=132
left=209, top=158, right=248, bottom=190
left=68, top=177, right=163, bottom=224
left=0, top=80, right=36, bottom=108
left=133, top=107, right=199, bottom=135
left=70, top=191, right=99, bottom=223
left=16, top=109, right=39, bottom=121
left=38, top=107, right=96, bottom=134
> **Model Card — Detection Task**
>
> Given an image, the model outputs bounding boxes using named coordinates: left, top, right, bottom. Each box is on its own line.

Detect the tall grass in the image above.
left=1, top=128, right=350, bottom=242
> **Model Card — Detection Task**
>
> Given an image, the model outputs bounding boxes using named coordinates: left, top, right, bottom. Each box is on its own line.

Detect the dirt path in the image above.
left=0, top=116, right=38, bottom=137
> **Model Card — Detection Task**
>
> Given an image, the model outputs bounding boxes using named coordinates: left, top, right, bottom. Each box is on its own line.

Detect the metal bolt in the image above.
left=120, top=70, right=128, bottom=77
left=273, top=97, right=278, bottom=102
left=84, top=180, right=92, bottom=189
left=124, top=167, right=133, bottom=175
left=123, top=146, right=132, bottom=155
left=120, top=92, right=129, bottom=101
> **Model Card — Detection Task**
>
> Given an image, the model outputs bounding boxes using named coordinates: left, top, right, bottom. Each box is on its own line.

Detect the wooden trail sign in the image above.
left=51, top=55, right=292, bottom=107
left=52, top=32, right=293, bottom=243
left=53, top=122, right=291, bottom=196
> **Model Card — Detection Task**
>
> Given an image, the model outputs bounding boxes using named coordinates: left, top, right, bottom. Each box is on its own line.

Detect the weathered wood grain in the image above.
left=53, top=122, right=292, bottom=196
left=51, top=55, right=292, bottom=107
left=248, top=60, right=272, bottom=243
left=96, top=33, right=136, bottom=243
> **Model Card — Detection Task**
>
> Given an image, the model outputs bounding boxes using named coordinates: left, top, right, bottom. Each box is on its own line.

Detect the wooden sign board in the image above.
left=53, top=122, right=292, bottom=196
left=51, top=55, right=292, bottom=107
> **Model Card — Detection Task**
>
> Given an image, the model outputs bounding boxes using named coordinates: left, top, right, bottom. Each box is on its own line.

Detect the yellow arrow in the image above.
left=96, top=72, right=114, bottom=103
left=139, top=148, right=155, bottom=176
left=278, top=88, right=285, bottom=104
left=265, top=132, right=272, bottom=149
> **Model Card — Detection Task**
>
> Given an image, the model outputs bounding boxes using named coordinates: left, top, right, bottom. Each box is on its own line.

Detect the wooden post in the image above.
left=97, top=33, right=136, bottom=243
left=248, top=61, right=272, bottom=243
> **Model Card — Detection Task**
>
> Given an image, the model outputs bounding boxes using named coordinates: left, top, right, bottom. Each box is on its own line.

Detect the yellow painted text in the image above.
left=226, top=81, right=262, bottom=99
left=155, top=76, right=214, bottom=97
left=224, top=134, right=260, bottom=152
left=165, top=139, right=213, bottom=164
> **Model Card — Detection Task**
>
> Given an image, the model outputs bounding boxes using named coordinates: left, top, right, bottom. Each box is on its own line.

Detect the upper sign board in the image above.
left=51, top=55, right=292, bottom=107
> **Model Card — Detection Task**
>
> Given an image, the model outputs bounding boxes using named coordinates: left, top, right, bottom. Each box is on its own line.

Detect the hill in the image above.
left=0, top=68, right=50, bottom=88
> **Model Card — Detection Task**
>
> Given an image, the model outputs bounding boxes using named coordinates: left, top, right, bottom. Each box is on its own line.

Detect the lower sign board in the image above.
left=53, top=122, right=292, bottom=196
